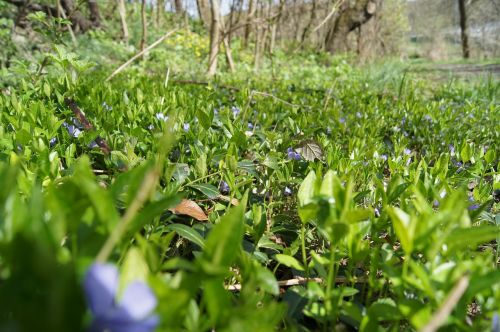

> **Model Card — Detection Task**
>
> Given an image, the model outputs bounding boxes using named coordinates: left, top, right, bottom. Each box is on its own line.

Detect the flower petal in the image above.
left=84, top=263, right=119, bottom=316
left=116, top=281, right=157, bottom=321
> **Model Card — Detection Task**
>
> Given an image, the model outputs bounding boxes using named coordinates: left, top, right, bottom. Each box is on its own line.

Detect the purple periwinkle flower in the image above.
left=49, top=137, right=57, bottom=147
left=380, top=154, right=388, bottom=162
left=155, top=113, right=168, bottom=121
left=404, top=148, right=411, bottom=155
left=102, top=102, right=112, bottom=111
left=219, top=181, right=230, bottom=195
left=287, top=147, right=301, bottom=161
left=213, top=108, right=219, bottom=115
left=231, top=106, right=240, bottom=117
left=424, top=115, right=432, bottom=121
left=449, top=144, right=455, bottom=154
left=283, top=186, right=293, bottom=197
left=468, top=204, right=480, bottom=211
left=247, top=122, right=254, bottom=130
left=492, top=313, right=499, bottom=332
left=63, top=122, right=82, bottom=138
left=183, top=123, right=190, bottom=132
left=84, top=263, right=159, bottom=332
left=339, top=117, right=346, bottom=124
left=433, top=200, right=440, bottom=208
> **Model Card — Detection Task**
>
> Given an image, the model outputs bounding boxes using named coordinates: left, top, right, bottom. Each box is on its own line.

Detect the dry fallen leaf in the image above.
left=169, top=199, right=208, bottom=221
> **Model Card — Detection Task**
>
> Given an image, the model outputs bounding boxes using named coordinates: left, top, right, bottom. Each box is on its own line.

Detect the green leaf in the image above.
left=275, top=254, right=304, bottom=271
left=238, top=160, right=257, bottom=176
left=445, top=225, right=500, bottom=253
left=387, top=206, right=414, bottom=254
left=298, top=171, right=317, bottom=206
left=119, top=247, right=149, bottom=295
left=262, top=156, right=279, bottom=170
left=166, top=223, right=205, bottom=249
left=172, top=163, right=190, bottom=184
left=296, top=139, right=323, bottom=161
left=200, top=192, right=247, bottom=274
left=190, top=183, right=219, bottom=199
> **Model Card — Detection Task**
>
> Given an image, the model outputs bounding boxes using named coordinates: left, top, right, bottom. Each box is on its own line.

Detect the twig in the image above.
left=420, top=274, right=470, bottom=332
left=226, top=276, right=367, bottom=291
left=64, top=98, right=111, bottom=155
left=96, top=169, right=159, bottom=262
left=312, top=0, right=344, bottom=33
left=106, top=29, right=178, bottom=81
left=251, top=90, right=300, bottom=108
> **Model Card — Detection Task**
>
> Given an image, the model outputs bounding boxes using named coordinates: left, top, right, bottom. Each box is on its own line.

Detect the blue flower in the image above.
left=183, top=123, right=190, bottom=132
left=339, top=117, right=346, bottom=124
left=287, top=147, right=301, bottom=160
left=231, top=106, right=241, bottom=117
left=380, top=154, right=388, bottom=162
left=283, top=187, right=292, bottom=197
left=88, top=141, right=98, bottom=149
left=468, top=204, right=480, bottom=211
left=63, top=122, right=82, bottom=138
left=155, top=113, right=168, bottom=121
left=247, top=122, right=254, bottom=130
left=492, top=313, right=499, bottom=332
left=84, top=263, right=159, bottom=332
left=102, top=102, right=113, bottom=111
left=49, top=137, right=57, bottom=147
left=219, top=181, right=230, bottom=195
left=449, top=144, right=455, bottom=154
left=404, top=148, right=411, bottom=155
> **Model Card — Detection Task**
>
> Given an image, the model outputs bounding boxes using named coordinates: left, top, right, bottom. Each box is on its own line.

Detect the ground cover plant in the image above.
left=0, top=23, right=499, bottom=332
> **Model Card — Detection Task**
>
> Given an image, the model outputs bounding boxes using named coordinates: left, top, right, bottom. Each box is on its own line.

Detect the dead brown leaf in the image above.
left=169, top=199, right=208, bottom=221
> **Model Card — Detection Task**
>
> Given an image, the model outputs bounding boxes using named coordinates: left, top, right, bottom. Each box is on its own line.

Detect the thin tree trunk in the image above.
left=140, top=0, right=147, bottom=53
left=196, top=0, right=211, bottom=28
left=87, top=0, right=101, bottom=27
left=457, top=0, right=470, bottom=58
left=207, top=0, right=221, bottom=76
left=324, top=0, right=379, bottom=54
left=157, top=0, right=164, bottom=26
left=243, top=0, right=257, bottom=48
left=300, top=0, right=316, bottom=44
left=269, top=0, right=284, bottom=53
left=174, top=0, right=185, bottom=14
left=253, top=2, right=263, bottom=70
left=117, top=0, right=129, bottom=42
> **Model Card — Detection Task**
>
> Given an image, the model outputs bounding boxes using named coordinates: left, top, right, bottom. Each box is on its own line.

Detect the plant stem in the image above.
left=301, top=224, right=309, bottom=278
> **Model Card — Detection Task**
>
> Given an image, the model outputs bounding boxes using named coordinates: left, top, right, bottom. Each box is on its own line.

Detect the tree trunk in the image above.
left=156, top=0, right=164, bottom=26
left=87, top=0, right=101, bottom=27
left=140, top=0, right=147, bottom=52
left=243, top=0, right=257, bottom=48
left=174, top=0, right=185, bottom=15
left=196, top=0, right=211, bottom=28
left=117, top=0, right=129, bottom=42
left=457, top=0, right=470, bottom=59
left=324, top=0, right=380, bottom=54
left=253, top=2, right=263, bottom=70
left=301, top=0, right=317, bottom=44
left=207, top=0, right=221, bottom=76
